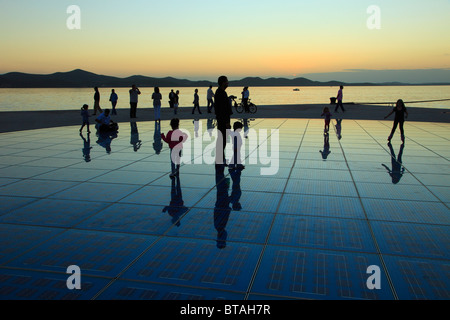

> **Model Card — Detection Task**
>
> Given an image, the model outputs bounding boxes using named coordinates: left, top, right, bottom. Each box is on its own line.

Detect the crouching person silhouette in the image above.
left=95, top=109, right=118, bottom=133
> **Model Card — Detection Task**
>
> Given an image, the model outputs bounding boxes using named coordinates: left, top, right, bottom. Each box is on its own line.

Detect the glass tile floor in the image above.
left=0, top=118, right=448, bottom=300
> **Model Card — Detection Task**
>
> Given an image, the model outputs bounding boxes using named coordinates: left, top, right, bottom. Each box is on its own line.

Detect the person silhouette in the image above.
left=130, top=122, right=142, bottom=152
left=80, top=132, right=92, bottom=162
left=173, top=90, right=180, bottom=115
left=215, top=76, right=233, bottom=166
left=161, top=118, right=188, bottom=178
left=242, top=87, right=250, bottom=112
left=321, top=107, right=332, bottom=133
left=169, top=89, right=175, bottom=109
left=162, top=174, right=188, bottom=227
left=320, top=133, right=331, bottom=160
left=229, top=121, right=245, bottom=171
left=152, top=87, right=162, bottom=122
left=192, top=89, right=202, bottom=114
left=95, top=109, right=118, bottom=133
left=153, top=121, right=163, bottom=155
left=109, top=89, right=118, bottom=115
left=207, top=85, right=215, bottom=113
left=129, top=84, right=141, bottom=119
left=334, top=86, right=345, bottom=113
left=93, top=87, right=102, bottom=115
left=80, top=104, right=91, bottom=134
left=385, top=99, right=409, bottom=143
left=382, top=142, right=405, bottom=184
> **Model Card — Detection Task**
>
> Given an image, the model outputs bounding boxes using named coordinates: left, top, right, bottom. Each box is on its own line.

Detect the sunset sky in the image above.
left=0, top=0, right=449, bottom=82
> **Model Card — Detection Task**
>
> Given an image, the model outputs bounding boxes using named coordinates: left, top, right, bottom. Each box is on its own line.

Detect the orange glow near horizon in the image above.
left=0, top=1, right=448, bottom=81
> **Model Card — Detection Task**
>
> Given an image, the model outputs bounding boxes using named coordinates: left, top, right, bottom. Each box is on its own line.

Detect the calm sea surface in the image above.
left=0, top=86, right=449, bottom=112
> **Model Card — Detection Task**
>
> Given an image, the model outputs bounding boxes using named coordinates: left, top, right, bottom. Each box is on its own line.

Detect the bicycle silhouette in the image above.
left=229, top=95, right=257, bottom=114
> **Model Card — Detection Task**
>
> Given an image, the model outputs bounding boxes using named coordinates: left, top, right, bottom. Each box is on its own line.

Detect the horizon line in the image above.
left=2, top=68, right=450, bottom=85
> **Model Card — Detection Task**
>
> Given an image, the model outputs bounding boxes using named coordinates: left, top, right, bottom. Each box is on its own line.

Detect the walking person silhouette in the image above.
left=192, top=89, right=202, bottom=114
left=334, top=86, right=345, bottom=113
left=207, top=85, right=215, bottom=113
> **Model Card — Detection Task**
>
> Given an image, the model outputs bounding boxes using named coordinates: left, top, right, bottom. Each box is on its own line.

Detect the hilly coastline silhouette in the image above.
left=0, top=69, right=447, bottom=88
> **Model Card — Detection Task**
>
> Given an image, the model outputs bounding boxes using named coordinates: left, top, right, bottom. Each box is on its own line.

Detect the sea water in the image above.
left=0, top=86, right=449, bottom=112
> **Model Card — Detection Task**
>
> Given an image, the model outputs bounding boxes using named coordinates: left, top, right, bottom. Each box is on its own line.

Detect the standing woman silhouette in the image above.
left=152, top=87, right=162, bottom=122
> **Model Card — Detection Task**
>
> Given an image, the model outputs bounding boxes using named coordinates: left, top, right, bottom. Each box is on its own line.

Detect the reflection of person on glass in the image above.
left=80, top=132, right=92, bottom=162
left=162, top=174, right=188, bottom=227
left=320, top=133, right=331, bottom=160
left=207, top=118, right=215, bottom=138
left=214, top=165, right=231, bottom=249
left=214, top=163, right=243, bottom=249
left=335, top=119, right=342, bottom=140
left=130, top=122, right=142, bottom=152
left=229, top=168, right=242, bottom=211
left=382, top=142, right=405, bottom=184
left=153, top=121, right=163, bottom=154
left=229, top=121, right=245, bottom=171
left=193, top=119, right=200, bottom=138
left=96, top=130, right=117, bottom=154
left=385, top=99, right=408, bottom=143
left=243, top=119, right=249, bottom=139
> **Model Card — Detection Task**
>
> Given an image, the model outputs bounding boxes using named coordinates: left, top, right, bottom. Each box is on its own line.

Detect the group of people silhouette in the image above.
left=79, top=113, right=243, bottom=249
left=84, top=83, right=253, bottom=126
left=77, top=76, right=410, bottom=249
left=88, top=82, right=408, bottom=148
left=326, top=85, right=409, bottom=143
left=92, top=85, right=141, bottom=119
left=319, top=117, right=406, bottom=184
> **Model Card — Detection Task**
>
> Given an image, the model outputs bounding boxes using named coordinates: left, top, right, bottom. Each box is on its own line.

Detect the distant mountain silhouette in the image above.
left=0, top=69, right=438, bottom=88
left=0, top=69, right=213, bottom=88
left=230, top=76, right=343, bottom=87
